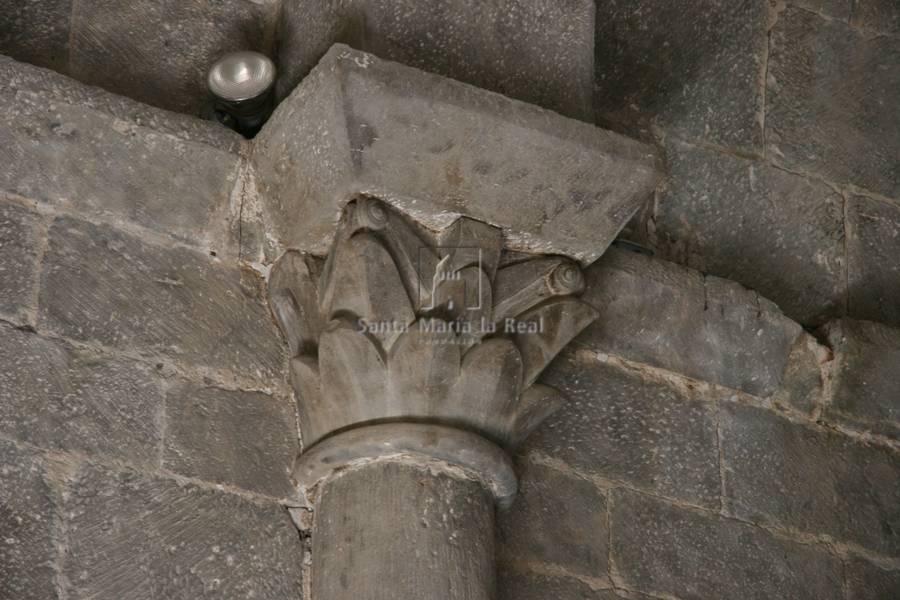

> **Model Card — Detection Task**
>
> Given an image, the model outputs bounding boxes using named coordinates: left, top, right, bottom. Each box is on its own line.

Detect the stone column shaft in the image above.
left=312, top=461, right=495, bottom=600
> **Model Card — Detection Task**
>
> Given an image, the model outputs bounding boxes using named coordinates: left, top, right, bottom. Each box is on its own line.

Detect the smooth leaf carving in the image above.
left=454, top=339, right=523, bottom=443
left=290, top=355, right=324, bottom=446
left=269, top=197, right=598, bottom=449
left=389, top=319, right=461, bottom=413
left=512, top=298, right=599, bottom=387
left=268, top=250, right=323, bottom=355
left=319, top=321, right=388, bottom=430
left=320, top=232, right=415, bottom=348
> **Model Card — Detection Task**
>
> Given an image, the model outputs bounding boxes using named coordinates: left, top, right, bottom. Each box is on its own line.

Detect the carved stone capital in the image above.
left=269, top=197, right=598, bottom=505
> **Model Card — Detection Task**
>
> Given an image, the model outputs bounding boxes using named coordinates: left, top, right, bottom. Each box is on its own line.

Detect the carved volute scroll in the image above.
left=268, top=197, right=598, bottom=505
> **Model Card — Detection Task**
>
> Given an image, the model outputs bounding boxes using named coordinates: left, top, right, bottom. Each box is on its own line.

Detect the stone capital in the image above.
left=269, top=197, right=598, bottom=506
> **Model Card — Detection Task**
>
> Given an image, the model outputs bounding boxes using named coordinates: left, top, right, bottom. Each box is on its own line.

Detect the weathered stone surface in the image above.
left=38, top=217, right=284, bottom=382
left=498, top=567, right=619, bottom=600
left=0, top=87, right=241, bottom=249
left=498, top=461, right=607, bottom=578
left=296, top=422, right=518, bottom=507
left=721, top=402, right=900, bottom=556
left=352, top=0, right=594, bottom=121
left=852, top=0, right=900, bottom=35
left=0, top=200, right=42, bottom=322
left=774, top=331, right=827, bottom=415
left=610, top=489, right=843, bottom=600
left=276, top=0, right=349, bottom=104
left=637, top=139, right=845, bottom=325
left=0, top=55, right=243, bottom=152
left=164, top=383, right=298, bottom=498
left=791, top=0, right=852, bottom=20
left=845, top=557, right=900, bottom=600
left=847, top=195, right=900, bottom=327
left=313, top=461, right=495, bottom=600
left=0, top=323, right=163, bottom=465
left=0, top=0, right=70, bottom=72
left=579, top=246, right=803, bottom=397
left=525, top=353, right=721, bottom=508
left=254, top=45, right=660, bottom=264
left=767, top=7, right=900, bottom=198
left=64, top=463, right=303, bottom=600
left=0, top=440, right=57, bottom=600
left=70, top=0, right=276, bottom=115
left=278, top=0, right=594, bottom=120
left=594, top=0, right=766, bottom=154
left=823, top=318, right=900, bottom=439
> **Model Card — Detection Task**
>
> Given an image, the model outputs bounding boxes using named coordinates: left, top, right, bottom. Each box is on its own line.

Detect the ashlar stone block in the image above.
left=0, top=0, right=71, bottom=72
left=639, top=139, right=845, bottom=325
left=610, top=489, right=843, bottom=600
left=498, top=460, right=608, bottom=578
left=524, top=353, right=721, bottom=508
left=847, top=194, right=900, bottom=327
left=594, top=0, right=767, bottom=154
left=163, top=383, right=299, bottom=498
left=823, top=318, right=900, bottom=439
left=254, top=44, right=660, bottom=264
left=0, top=200, right=42, bottom=322
left=845, top=557, right=900, bottom=600
left=498, top=567, right=620, bottom=600
left=37, top=216, right=284, bottom=383
left=64, top=463, right=303, bottom=600
left=791, top=0, right=852, bottom=20
left=774, top=330, right=827, bottom=415
left=767, top=7, right=900, bottom=198
left=721, top=402, right=900, bottom=556
left=0, top=440, right=58, bottom=600
left=0, top=323, right=163, bottom=465
left=579, top=246, right=803, bottom=398
left=0, top=55, right=242, bottom=152
left=0, top=86, right=241, bottom=250
left=852, top=0, right=900, bottom=35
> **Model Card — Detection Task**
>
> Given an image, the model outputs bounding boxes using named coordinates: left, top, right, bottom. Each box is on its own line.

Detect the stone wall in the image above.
left=0, top=58, right=303, bottom=600
left=495, top=4, right=900, bottom=595
left=601, top=0, right=900, bottom=329
left=498, top=247, right=900, bottom=599
left=1, top=1, right=898, bottom=599
left=5, top=0, right=895, bottom=328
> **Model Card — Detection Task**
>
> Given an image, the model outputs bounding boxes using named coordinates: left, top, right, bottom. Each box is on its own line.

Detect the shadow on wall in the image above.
left=593, top=12, right=705, bottom=140
left=0, top=0, right=596, bottom=122
left=275, top=0, right=596, bottom=121
left=593, top=0, right=766, bottom=154
left=0, top=0, right=278, bottom=116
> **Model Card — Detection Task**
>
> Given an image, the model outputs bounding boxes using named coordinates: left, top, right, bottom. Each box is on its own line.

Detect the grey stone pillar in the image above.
left=312, top=460, right=496, bottom=600
left=268, top=198, right=600, bottom=599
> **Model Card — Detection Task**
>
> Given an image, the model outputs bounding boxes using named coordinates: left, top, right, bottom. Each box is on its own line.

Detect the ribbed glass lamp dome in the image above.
left=207, top=51, right=276, bottom=102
